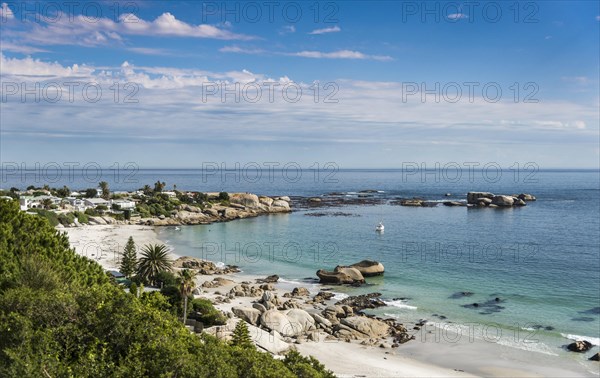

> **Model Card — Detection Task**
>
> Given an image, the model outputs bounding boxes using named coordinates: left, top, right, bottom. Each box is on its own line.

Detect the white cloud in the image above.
left=2, top=11, right=255, bottom=49
left=279, top=25, right=296, bottom=35
left=0, top=41, right=49, bottom=54
left=309, top=26, right=341, bottom=35
left=0, top=2, right=14, bottom=19
left=219, top=46, right=265, bottom=54
left=596, top=15, right=600, bottom=21
left=290, top=50, right=393, bottom=61
left=562, top=76, right=589, bottom=85
left=127, top=47, right=173, bottom=56
left=0, top=53, right=94, bottom=77
left=447, top=13, right=468, bottom=20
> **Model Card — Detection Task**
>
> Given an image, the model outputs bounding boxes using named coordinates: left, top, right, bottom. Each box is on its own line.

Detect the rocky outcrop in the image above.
left=590, top=352, right=600, bottom=361
left=173, top=257, right=239, bottom=275
left=339, top=316, right=390, bottom=338
left=492, top=195, right=514, bottom=207
left=230, top=193, right=261, bottom=208
left=317, top=266, right=365, bottom=285
left=256, top=275, right=279, bottom=283
left=399, top=199, right=423, bottom=207
left=232, top=306, right=261, bottom=326
left=467, top=192, right=536, bottom=208
left=350, top=260, right=385, bottom=277
left=567, top=340, right=593, bottom=352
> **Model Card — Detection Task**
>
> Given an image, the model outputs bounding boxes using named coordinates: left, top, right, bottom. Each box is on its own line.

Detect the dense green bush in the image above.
left=190, top=298, right=227, bottom=327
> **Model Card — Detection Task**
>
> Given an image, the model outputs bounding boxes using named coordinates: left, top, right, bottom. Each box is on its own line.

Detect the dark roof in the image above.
left=108, top=270, right=125, bottom=278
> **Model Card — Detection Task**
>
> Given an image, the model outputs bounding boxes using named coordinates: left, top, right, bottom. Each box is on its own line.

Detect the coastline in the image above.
left=63, top=223, right=599, bottom=377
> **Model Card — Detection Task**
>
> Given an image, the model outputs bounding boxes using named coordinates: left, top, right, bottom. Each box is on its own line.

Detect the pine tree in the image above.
left=120, top=236, right=137, bottom=278
left=231, top=320, right=253, bottom=349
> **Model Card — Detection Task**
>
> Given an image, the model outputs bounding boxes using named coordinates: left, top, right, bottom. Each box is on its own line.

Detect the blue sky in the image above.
left=0, top=0, right=598, bottom=169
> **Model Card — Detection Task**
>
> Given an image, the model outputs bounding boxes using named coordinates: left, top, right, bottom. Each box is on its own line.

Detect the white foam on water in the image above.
left=215, top=261, right=225, bottom=269
left=561, top=333, right=600, bottom=346
left=332, top=292, right=349, bottom=301
left=383, top=299, right=417, bottom=310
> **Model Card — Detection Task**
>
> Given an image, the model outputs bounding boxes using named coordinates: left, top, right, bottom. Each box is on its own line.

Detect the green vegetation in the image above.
left=178, top=269, right=197, bottom=324
left=99, top=181, right=110, bottom=200
left=136, top=244, right=172, bottom=286
left=231, top=320, right=253, bottom=349
left=120, top=237, right=137, bottom=278
left=190, top=298, right=227, bottom=327
left=85, top=188, right=98, bottom=198
left=0, top=199, right=334, bottom=377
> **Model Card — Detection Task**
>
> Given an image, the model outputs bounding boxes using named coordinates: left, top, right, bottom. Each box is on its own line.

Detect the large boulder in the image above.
left=246, top=323, right=290, bottom=354
left=492, top=195, right=514, bottom=207
left=400, top=199, right=423, bottom=206
left=350, top=260, right=385, bottom=277
left=340, top=316, right=390, bottom=338
left=316, top=267, right=364, bottom=285
left=467, top=192, right=494, bottom=204
left=271, top=200, right=290, bottom=210
left=260, top=310, right=295, bottom=337
left=258, top=196, right=274, bottom=207
left=590, top=352, right=600, bottom=361
left=232, top=306, right=262, bottom=326
left=230, top=193, right=260, bottom=209
left=567, top=340, right=593, bottom=353
left=284, top=309, right=316, bottom=335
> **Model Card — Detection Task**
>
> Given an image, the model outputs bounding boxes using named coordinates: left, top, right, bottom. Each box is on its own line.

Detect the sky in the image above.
left=0, top=0, right=599, bottom=169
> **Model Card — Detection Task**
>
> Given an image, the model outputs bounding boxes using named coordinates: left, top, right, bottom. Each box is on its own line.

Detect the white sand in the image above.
left=63, top=224, right=168, bottom=271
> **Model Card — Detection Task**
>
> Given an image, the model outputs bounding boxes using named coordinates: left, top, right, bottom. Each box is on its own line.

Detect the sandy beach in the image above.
left=63, top=224, right=599, bottom=378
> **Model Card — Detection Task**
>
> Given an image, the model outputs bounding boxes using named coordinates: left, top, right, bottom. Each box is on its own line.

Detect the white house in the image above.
left=111, top=199, right=136, bottom=210
left=19, top=195, right=62, bottom=210
left=84, top=198, right=110, bottom=208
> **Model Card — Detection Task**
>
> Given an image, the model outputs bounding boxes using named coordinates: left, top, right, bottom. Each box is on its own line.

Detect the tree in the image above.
left=55, top=185, right=70, bottom=197
left=120, top=236, right=137, bottom=278
left=142, top=185, right=153, bottom=196
left=40, top=198, right=53, bottom=210
left=85, top=188, right=98, bottom=198
left=218, top=192, right=229, bottom=201
left=136, top=244, right=172, bottom=286
left=231, top=320, right=253, bottom=349
left=153, top=181, right=166, bottom=193
left=99, top=181, right=110, bottom=200
left=178, top=269, right=197, bottom=324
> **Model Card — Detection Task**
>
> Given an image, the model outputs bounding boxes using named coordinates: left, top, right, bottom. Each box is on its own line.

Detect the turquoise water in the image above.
left=150, top=169, right=600, bottom=367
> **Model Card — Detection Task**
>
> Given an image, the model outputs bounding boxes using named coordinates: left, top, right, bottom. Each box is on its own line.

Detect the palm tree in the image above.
left=40, top=198, right=53, bottom=209
left=178, top=269, right=197, bottom=324
left=136, top=244, right=172, bottom=286
left=99, top=181, right=110, bottom=200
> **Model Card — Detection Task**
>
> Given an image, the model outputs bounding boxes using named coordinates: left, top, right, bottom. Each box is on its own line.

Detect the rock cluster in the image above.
left=316, top=260, right=384, bottom=285
left=142, top=193, right=291, bottom=226
left=567, top=340, right=593, bottom=353
left=467, top=192, right=536, bottom=208
left=172, top=257, right=239, bottom=275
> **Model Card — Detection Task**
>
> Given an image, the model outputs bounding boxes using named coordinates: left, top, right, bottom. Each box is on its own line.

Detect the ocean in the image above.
left=4, top=167, right=599, bottom=369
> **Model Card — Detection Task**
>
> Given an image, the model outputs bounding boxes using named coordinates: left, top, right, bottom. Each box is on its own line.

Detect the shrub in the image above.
left=191, top=298, right=227, bottom=327
left=218, top=192, right=229, bottom=201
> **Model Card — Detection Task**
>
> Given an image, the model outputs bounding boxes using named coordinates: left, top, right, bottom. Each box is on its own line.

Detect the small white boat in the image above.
left=174, top=226, right=181, bottom=231
left=375, top=222, right=384, bottom=232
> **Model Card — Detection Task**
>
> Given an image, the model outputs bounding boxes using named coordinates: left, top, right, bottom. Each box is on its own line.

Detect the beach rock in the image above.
left=310, top=313, right=333, bottom=328
left=246, top=323, right=290, bottom=354
left=252, top=303, right=267, bottom=313
left=492, top=195, right=514, bottom=207
left=258, top=196, right=273, bottom=207
left=276, top=196, right=291, bottom=202
left=260, top=310, right=297, bottom=337
left=336, top=293, right=386, bottom=312
left=590, top=352, right=600, bottom=361
left=271, top=200, right=290, bottom=210
left=350, top=260, right=385, bottom=277
left=340, top=316, right=390, bottom=338
left=284, top=309, right=316, bottom=335
left=221, top=208, right=239, bottom=219
left=567, top=340, right=593, bottom=353
left=256, top=274, right=279, bottom=283
left=334, top=266, right=365, bottom=282
left=232, top=306, right=261, bottom=326
left=230, top=193, right=260, bottom=209
left=399, top=199, right=423, bottom=206
left=323, top=305, right=346, bottom=321
left=203, top=208, right=219, bottom=217
left=518, top=193, right=536, bottom=201
left=88, top=216, right=107, bottom=225
left=290, top=287, right=310, bottom=297
left=443, top=201, right=465, bottom=207
left=467, top=192, right=494, bottom=204
left=313, top=291, right=335, bottom=302
left=316, top=267, right=365, bottom=285
left=308, top=197, right=322, bottom=203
